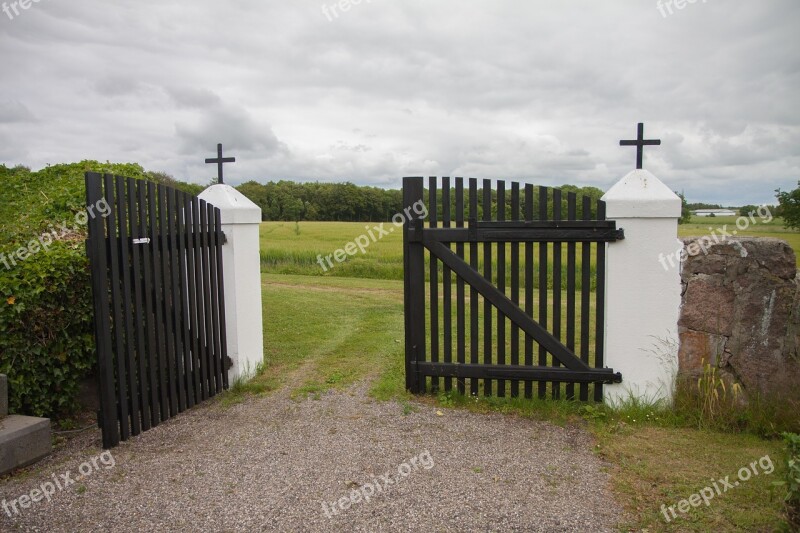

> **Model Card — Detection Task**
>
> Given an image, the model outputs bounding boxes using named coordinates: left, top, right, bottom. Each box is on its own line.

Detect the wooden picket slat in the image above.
left=153, top=183, right=178, bottom=420
left=208, top=204, right=223, bottom=393
left=594, top=200, right=608, bottom=402
left=117, top=177, right=142, bottom=436
left=442, top=177, right=452, bottom=393
left=566, top=192, right=577, bottom=401
left=166, top=188, right=187, bottom=412
left=510, top=182, right=520, bottom=398
left=455, top=178, right=466, bottom=396
left=468, top=178, right=479, bottom=397
left=482, top=180, right=493, bottom=397
left=496, top=180, right=506, bottom=397
left=86, top=174, right=118, bottom=449
left=428, top=177, right=439, bottom=393
left=190, top=197, right=209, bottom=401
left=402, top=177, right=425, bottom=393
left=177, top=191, right=197, bottom=407
left=213, top=207, right=230, bottom=390
left=127, top=178, right=150, bottom=431
left=524, top=184, right=534, bottom=399
left=537, top=186, right=548, bottom=400
left=552, top=189, right=563, bottom=400
left=200, top=200, right=215, bottom=396
left=580, top=196, right=593, bottom=402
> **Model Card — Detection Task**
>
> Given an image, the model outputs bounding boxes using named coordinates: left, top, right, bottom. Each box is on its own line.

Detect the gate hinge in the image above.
left=225, top=356, right=233, bottom=370
left=218, top=231, right=228, bottom=245
left=613, top=228, right=625, bottom=241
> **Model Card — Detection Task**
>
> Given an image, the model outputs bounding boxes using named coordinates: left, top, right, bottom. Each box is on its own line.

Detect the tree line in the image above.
left=236, top=181, right=403, bottom=222
left=234, top=180, right=609, bottom=222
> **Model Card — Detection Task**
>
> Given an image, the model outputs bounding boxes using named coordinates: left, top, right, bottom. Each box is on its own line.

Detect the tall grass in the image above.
left=670, top=368, right=800, bottom=437
left=260, top=221, right=599, bottom=288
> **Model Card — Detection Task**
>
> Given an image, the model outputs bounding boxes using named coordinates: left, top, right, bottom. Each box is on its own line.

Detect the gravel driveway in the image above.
left=0, top=384, right=624, bottom=532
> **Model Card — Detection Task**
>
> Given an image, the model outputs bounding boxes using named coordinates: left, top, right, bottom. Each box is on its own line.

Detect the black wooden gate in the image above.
left=85, top=173, right=229, bottom=448
left=403, top=177, right=623, bottom=401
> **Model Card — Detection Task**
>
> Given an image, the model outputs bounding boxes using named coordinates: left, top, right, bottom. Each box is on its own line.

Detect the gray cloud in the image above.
left=0, top=101, right=35, bottom=123
left=0, top=0, right=797, bottom=205
left=175, top=104, right=285, bottom=156
left=94, top=77, right=143, bottom=98
left=166, top=87, right=223, bottom=109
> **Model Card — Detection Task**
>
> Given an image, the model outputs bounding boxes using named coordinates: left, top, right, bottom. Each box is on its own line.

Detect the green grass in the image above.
left=220, top=274, right=407, bottom=403
left=261, top=218, right=800, bottom=281
left=595, top=425, right=786, bottom=531
left=259, top=221, right=405, bottom=280
left=260, top=221, right=602, bottom=288
left=680, top=215, right=800, bottom=267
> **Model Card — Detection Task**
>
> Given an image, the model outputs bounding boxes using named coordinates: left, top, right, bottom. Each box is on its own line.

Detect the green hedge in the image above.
left=0, top=161, right=203, bottom=418
left=0, top=242, right=95, bottom=417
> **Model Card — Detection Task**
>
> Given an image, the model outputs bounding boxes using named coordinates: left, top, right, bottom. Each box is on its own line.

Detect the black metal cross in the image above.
left=205, top=143, right=236, bottom=184
left=620, top=123, right=661, bottom=169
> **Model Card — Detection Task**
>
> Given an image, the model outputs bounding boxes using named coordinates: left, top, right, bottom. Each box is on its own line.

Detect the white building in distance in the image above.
left=692, top=208, right=737, bottom=217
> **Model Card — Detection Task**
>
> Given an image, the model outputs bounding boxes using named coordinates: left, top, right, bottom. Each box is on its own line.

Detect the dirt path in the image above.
left=0, top=380, right=624, bottom=532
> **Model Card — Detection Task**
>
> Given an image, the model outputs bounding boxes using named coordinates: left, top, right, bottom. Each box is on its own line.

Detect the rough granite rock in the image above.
left=679, top=237, right=800, bottom=397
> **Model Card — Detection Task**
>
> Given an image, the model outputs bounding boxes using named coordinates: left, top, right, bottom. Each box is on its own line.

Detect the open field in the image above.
left=261, top=217, right=800, bottom=278
left=260, top=221, right=602, bottom=282
left=680, top=215, right=800, bottom=267
left=260, top=221, right=405, bottom=280
left=250, top=219, right=795, bottom=530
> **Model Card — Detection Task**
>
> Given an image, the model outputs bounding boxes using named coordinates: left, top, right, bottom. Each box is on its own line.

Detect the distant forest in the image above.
left=234, top=180, right=607, bottom=222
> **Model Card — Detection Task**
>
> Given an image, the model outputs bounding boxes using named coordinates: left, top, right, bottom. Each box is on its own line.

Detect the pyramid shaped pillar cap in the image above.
left=198, top=184, right=262, bottom=225
left=601, top=169, right=681, bottom=218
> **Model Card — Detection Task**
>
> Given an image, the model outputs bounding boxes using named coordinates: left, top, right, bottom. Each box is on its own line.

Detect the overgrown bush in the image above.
left=0, top=161, right=202, bottom=418
left=0, top=242, right=94, bottom=416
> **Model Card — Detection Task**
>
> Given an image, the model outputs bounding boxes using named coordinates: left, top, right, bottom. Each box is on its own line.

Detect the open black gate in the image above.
left=85, top=173, right=229, bottom=448
left=403, top=177, right=623, bottom=401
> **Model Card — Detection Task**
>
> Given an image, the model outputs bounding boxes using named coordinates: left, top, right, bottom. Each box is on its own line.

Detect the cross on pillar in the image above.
left=205, top=143, right=236, bottom=184
left=620, top=123, right=661, bottom=170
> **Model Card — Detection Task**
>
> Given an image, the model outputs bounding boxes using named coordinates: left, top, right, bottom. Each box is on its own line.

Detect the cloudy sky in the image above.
left=1, top=1, right=798, bottom=205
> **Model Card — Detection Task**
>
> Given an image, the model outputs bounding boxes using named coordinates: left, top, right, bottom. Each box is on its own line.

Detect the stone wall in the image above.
left=678, top=237, right=800, bottom=398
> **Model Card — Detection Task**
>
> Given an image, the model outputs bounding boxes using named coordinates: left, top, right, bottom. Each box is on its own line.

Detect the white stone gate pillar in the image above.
left=602, top=169, right=682, bottom=405
left=198, top=185, right=264, bottom=384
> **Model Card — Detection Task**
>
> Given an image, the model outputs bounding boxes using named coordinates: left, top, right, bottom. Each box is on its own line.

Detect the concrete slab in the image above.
left=0, top=415, right=51, bottom=475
